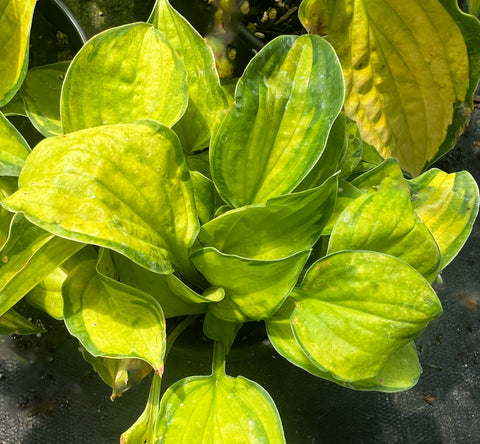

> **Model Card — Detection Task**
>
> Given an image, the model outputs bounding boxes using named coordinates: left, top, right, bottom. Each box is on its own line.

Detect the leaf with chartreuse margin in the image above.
left=154, top=343, right=285, bottom=444
left=328, top=183, right=441, bottom=282
left=149, top=0, right=228, bottom=152
left=210, top=34, right=344, bottom=207
left=299, top=0, right=480, bottom=176
left=0, top=0, right=37, bottom=106
left=3, top=121, right=199, bottom=278
left=0, top=111, right=30, bottom=176
left=63, top=258, right=166, bottom=375
left=0, top=213, right=84, bottom=317
left=61, top=23, right=188, bottom=133
left=266, top=298, right=422, bottom=392
left=198, top=175, right=337, bottom=260
left=409, top=168, right=479, bottom=269
left=192, top=247, right=310, bottom=322
left=290, top=251, right=442, bottom=381
left=21, top=62, right=69, bottom=137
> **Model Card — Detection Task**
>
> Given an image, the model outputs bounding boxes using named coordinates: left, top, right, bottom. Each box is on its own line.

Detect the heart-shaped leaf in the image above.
left=0, top=213, right=84, bottom=317
left=0, top=0, right=37, bottom=106
left=155, top=343, right=285, bottom=443
left=21, top=62, right=69, bottom=137
left=63, top=257, right=166, bottom=374
left=61, top=23, right=188, bottom=133
left=3, top=121, right=199, bottom=278
left=328, top=183, right=441, bottom=282
left=299, top=0, right=480, bottom=176
left=409, top=168, right=479, bottom=268
left=211, top=34, right=344, bottom=207
left=291, top=251, right=442, bottom=381
left=198, top=175, right=337, bottom=260
left=266, top=298, right=422, bottom=392
left=192, top=247, right=310, bottom=322
left=149, top=0, right=228, bottom=152
left=0, top=111, right=30, bottom=176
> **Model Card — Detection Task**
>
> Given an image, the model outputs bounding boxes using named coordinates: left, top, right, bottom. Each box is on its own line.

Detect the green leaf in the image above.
left=61, top=23, right=188, bottom=133
left=300, top=0, right=480, bottom=176
left=192, top=247, right=310, bottom=322
left=122, top=373, right=162, bottom=444
left=352, top=158, right=407, bottom=192
left=291, top=251, right=442, bottom=381
left=295, top=113, right=347, bottom=192
left=266, top=298, right=422, bottom=392
left=26, top=267, right=66, bottom=320
left=0, top=177, right=18, bottom=246
left=155, top=342, right=285, bottom=443
left=340, top=117, right=363, bottom=177
left=0, top=0, right=37, bottom=106
left=149, top=0, right=228, bottom=152
left=210, top=34, right=344, bottom=207
left=63, top=257, right=166, bottom=374
left=203, top=311, right=242, bottom=354
left=190, top=171, right=217, bottom=225
left=198, top=175, right=337, bottom=260
left=328, top=183, right=441, bottom=282
left=0, top=91, right=26, bottom=116
left=0, top=111, right=30, bottom=176
left=0, top=213, right=84, bottom=317
left=409, top=168, right=479, bottom=268
left=82, top=349, right=152, bottom=400
left=21, top=62, right=69, bottom=137
left=112, top=252, right=222, bottom=319
left=267, top=310, right=419, bottom=393
left=0, top=308, right=45, bottom=335
left=3, top=121, right=200, bottom=278
left=467, top=0, right=480, bottom=15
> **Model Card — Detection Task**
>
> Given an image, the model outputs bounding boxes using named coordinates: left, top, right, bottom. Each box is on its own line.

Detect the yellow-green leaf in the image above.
left=409, top=168, right=479, bottom=268
left=0, top=0, right=37, bottom=106
left=149, top=0, right=228, bottom=152
left=0, top=111, right=30, bottom=176
left=299, top=0, right=480, bottom=176
left=61, top=23, right=188, bottom=133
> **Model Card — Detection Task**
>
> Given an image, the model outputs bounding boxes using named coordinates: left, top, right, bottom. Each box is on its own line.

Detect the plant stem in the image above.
left=212, top=341, right=226, bottom=379
left=164, top=315, right=198, bottom=361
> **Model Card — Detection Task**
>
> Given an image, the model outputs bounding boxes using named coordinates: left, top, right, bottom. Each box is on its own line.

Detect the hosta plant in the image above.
left=0, top=0, right=479, bottom=442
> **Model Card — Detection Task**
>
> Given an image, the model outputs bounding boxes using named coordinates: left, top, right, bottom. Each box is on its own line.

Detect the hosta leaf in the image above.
left=0, top=213, right=84, bottom=317
left=352, top=158, right=407, bottom=192
left=112, top=252, right=222, bottom=319
left=26, top=267, right=66, bottom=320
left=61, top=23, right=188, bottom=133
left=299, top=0, right=480, bottom=176
left=409, top=168, right=479, bottom=268
left=21, top=62, right=69, bottom=137
left=155, top=343, right=285, bottom=444
left=0, top=308, right=44, bottom=335
left=149, top=0, right=228, bottom=152
left=3, top=121, right=199, bottom=278
left=203, top=311, right=242, bottom=354
left=0, top=177, right=18, bottom=246
left=340, top=117, right=363, bottom=177
left=191, top=247, right=310, bottom=322
left=0, top=91, right=26, bottom=116
left=190, top=171, right=217, bottom=225
left=122, top=374, right=162, bottom=444
left=0, top=111, right=30, bottom=176
left=295, top=113, right=347, bottom=192
left=211, top=34, right=344, bottom=207
left=63, top=258, right=166, bottom=374
left=468, top=0, right=480, bottom=15
left=322, top=180, right=363, bottom=235
left=198, top=175, right=337, bottom=260
left=0, top=0, right=37, bottom=106
left=291, top=251, right=442, bottom=381
left=266, top=298, right=422, bottom=392
left=82, top=349, right=152, bottom=400
left=328, top=184, right=441, bottom=282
